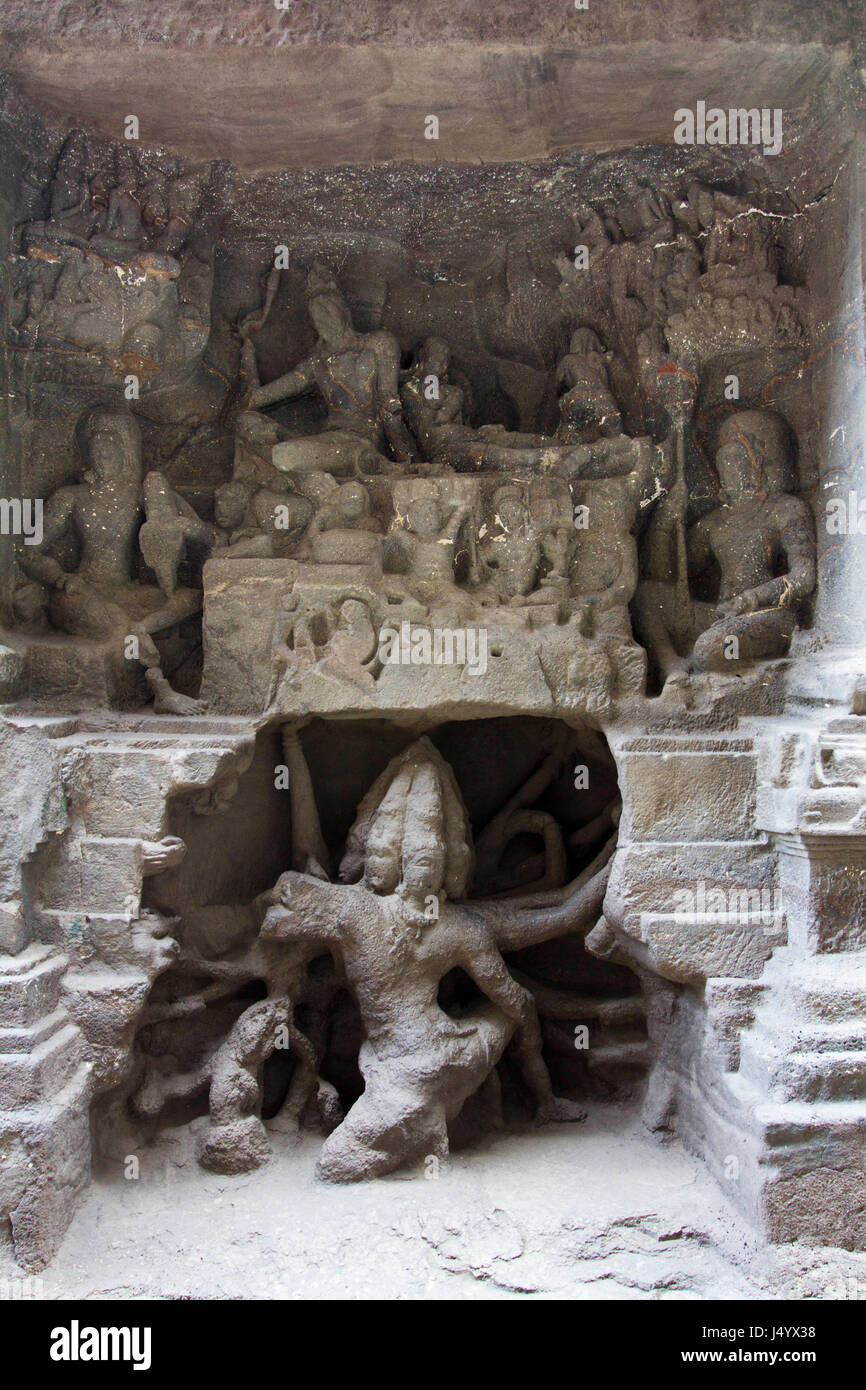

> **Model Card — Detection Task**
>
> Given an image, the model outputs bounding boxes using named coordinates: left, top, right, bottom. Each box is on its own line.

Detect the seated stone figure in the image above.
left=251, top=731, right=614, bottom=1182
left=634, top=409, right=816, bottom=692
left=18, top=407, right=205, bottom=713
left=401, top=338, right=582, bottom=474
left=216, top=475, right=314, bottom=559
left=479, top=486, right=543, bottom=602
left=556, top=328, right=622, bottom=445
left=477, top=480, right=578, bottom=612
left=303, top=480, right=384, bottom=568
left=249, top=264, right=415, bottom=475
left=213, top=411, right=316, bottom=557
left=214, top=411, right=283, bottom=524
left=528, top=477, right=576, bottom=606
left=387, top=493, right=476, bottom=615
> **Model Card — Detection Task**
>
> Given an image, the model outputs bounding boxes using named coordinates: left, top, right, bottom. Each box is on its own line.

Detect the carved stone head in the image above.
left=492, top=485, right=529, bottom=533
left=417, top=336, right=450, bottom=379
left=568, top=326, right=605, bottom=357
left=340, top=737, right=473, bottom=906
left=715, top=408, right=796, bottom=502
left=406, top=497, right=443, bottom=538
left=306, top=264, right=353, bottom=347
left=335, top=480, right=371, bottom=524
left=75, top=407, right=142, bottom=486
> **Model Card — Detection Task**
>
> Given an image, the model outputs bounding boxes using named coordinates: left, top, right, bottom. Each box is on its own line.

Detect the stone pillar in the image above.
left=0, top=91, right=23, bottom=629
left=807, top=125, right=866, bottom=653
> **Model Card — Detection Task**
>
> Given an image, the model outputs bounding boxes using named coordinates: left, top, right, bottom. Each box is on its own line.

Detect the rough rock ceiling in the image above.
left=0, top=1, right=860, bottom=172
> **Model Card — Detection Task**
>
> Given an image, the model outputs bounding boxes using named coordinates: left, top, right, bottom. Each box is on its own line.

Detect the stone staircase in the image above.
left=724, top=947, right=866, bottom=1246
left=0, top=944, right=90, bottom=1269
left=0, top=716, right=258, bottom=1268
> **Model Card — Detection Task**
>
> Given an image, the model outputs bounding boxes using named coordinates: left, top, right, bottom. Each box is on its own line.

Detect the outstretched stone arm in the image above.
left=250, top=354, right=317, bottom=408
left=458, top=938, right=533, bottom=1022
left=476, top=835, right=615, bottom=951
left=255, top=867, right=361, bottom=945
left=493, top=811, right=567, bottom=896
left=473, top=736, right=571, bottom=887
left=258, top=872, right=349, bottom=945
left=170, top=486, right=217, bottom=536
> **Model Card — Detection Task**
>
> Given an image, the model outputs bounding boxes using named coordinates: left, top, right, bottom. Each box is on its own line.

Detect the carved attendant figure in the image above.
left=634, top=409, right=816, bottom=692
left=556, top=328, right=622, bottom=445
left=401, top=338, right=586, bottom=474
left=19, top=408, right=204, bottom=712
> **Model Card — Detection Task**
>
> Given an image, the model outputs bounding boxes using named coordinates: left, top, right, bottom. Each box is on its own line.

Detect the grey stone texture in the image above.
left=0, top=0, right=864, bottom=1283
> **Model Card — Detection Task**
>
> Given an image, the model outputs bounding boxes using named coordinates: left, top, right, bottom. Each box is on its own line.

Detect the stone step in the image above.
left=741, top=1013, right=866, bottom=1059
left=10, top=715, right=253, bottom=743
left=591, top=996, right=645, bottom=1027
left=640, top=909, right=785, bottom=983
left=789, top=1020, right=866, bottom=1052
left=726, top=1070, right=866, bottom=1138
left=0, top=1006, right=69, bottom=1054
left=586, top=1039, right=652, bottom=1073
left=787, top=954, right=866, bottom=1022
left=739, top=1027, right=866, bottom=1102
left=521, top=981, right=644, bottom=1028
left=782, top=1051, right=866, bottom=1103
left=0, top=1021, right=82, bottom=1108
left=0, top=947, right=68, bottom=1027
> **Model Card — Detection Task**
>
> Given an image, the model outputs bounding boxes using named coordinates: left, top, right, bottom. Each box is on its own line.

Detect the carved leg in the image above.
left=135, top=587, right=204, bottom=713
left=632, top=580, right=688, bottom=685
left=692, top=606, right=796, bottom=671
left=316, top=1007, right=513, bottom=1182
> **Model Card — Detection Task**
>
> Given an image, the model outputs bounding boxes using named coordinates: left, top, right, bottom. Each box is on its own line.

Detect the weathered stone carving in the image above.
left=250, top=264, right=414, bottom=475
left=18, top=407, right=208, bottom=711
left=556, top=328, right=622, bottom=444
left=18, top=144, right=213, bottom=396
left=247, top=730, right=614, bottom=1180
left=3, top=62, right=864, bottom=1282
left=635, top=408, right=816, bottom=694
left=400, top=337, right=586, bottom=473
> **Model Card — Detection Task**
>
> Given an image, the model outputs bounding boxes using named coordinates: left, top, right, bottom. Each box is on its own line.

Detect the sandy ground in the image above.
left=4, top=1104, right=866, bottom=1300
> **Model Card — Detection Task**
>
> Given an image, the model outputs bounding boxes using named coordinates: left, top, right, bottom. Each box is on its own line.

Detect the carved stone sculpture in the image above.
left=249, top=264, right=414, bottom=475
left=18, top=407, right=206, bottom=712
left=253, top=731, right=613, bottom=1181
left=556, top=328, right=622, bottom=444
left=400, top=336, right=586, bottom=473
left=634, top=409, right=816, bottom=693
left=2, top=40, right=864, bottom=1289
